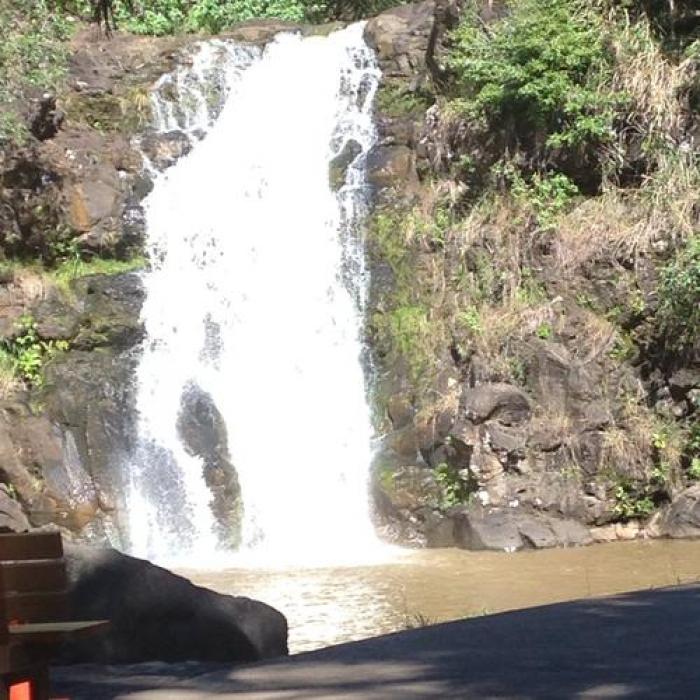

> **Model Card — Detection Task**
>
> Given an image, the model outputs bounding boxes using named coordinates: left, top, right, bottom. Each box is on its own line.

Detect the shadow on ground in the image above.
left=53, top=584, right=700, bottom=699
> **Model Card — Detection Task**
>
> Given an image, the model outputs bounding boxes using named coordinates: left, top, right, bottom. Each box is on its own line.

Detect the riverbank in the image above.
left=53, top=580, right=700, bottom=698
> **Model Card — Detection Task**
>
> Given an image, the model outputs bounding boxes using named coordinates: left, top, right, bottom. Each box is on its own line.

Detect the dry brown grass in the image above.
left=553, top=15, right=699, bottom=272
left=415, top=384, right=461, bottom=435
left=12, top=267, right=50, bottom=303
left=575, top=311, right=618, bottom=365
left=609, top=18, right=694, bottom=146
left=602, top=391, right=685, bottom=485
left=0, top=352, right=20, bottom=400
left=554, top=152, right=699, bottom=271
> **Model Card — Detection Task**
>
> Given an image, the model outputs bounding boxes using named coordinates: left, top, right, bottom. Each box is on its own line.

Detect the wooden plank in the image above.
left=4, top=592, right=67, bottom=624
left=9, top=620, right=109, bottom=644
left=0, top=562, right=66, bottom=595
left=0, top=534, right=62, bottom=562
left=0, top=641, right=46, bottom=675
left=0, top=564, right=7, bottom=645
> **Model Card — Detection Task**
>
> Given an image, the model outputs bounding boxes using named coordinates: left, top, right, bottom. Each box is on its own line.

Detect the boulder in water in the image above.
left=177, top=382, right=242, bottom=548
left=60, top=546, right=288, bottom=664
left=329, top=139, right=362, bottom=191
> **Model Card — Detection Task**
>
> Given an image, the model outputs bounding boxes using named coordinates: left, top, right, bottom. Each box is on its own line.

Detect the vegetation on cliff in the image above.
left=368, top=0, right=699, bottom=543
left=0, top=0, right=698, bottom=545
left=51, top=0, right=410, bottom=35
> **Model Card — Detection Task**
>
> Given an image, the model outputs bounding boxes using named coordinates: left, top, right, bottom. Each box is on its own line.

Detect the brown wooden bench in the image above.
left=0, top=532, right=109, bottom=700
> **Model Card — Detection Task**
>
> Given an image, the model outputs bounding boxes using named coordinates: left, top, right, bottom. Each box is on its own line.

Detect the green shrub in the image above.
left=613, top=481, right=655, bottom=519
left=103, top=0, right=408, bottom=34
left=447, top=0, right=617, bottom=156
left=1, top=315, right=68, bottom=387
left=502, top=165, right=580, bottom=230
left=536, top=322, right=553, bottom=340
left=434, top=463, right=475, bottom=509
left=657, top=235, right=700, bottom=351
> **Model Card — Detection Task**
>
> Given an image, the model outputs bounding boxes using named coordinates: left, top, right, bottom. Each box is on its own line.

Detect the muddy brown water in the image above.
left=180, top=540, right=700, bottom=654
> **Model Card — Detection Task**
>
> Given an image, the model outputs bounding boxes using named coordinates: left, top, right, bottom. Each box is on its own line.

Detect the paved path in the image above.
left=53, top=584, right=700, bottom=699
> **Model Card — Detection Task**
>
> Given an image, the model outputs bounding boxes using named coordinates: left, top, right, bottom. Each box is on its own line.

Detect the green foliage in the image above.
left=458, top=306, right=482, bottom=334
left=687, top=422, right=700, bottom=480
left=368, top=205, right=452, bottom=388
left=657, top=235, right=700, bottom=351
left=368, top=210, right=409, bottom=277
left=447, top=0, right=617, bottom=155
left=1, top=315, right=68, bottom=387
left=96, top=0, right=408, bottom=34
left=378, top=465, right=396, bottom=492
left=536, top=322, right=553, bottom=340
left=375, top=82, right=431, bottom=118
left=187, top=0, right=305, bottom=32
left=50, top=254, right=147, bottom=294
left=609, top=332, right=635, bottom=362
left=378, top=304, right=436, bottom=384
left=613, top=480, right=656, bottom=519
left=501, top=164, right=580, bottom=230
left=689, top=458, right=700, bottom=481
left=611, top=460, right=669, bottom=520
left=0, top=0, right=73, bottom=144
left=434, top=463, right=475, bottom=509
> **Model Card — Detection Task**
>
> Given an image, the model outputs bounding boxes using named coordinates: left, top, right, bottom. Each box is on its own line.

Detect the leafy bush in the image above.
left=501, top=165, right=580, bottom=230
left=657, top=235, right=700, bottom=350
left=613, top=480, right=656, bottom=519
left=434, top=462, right=476, bottom=509
left=1, top=315, right=68, bottom=387
left=96, top=0, right=409, bottom=34
left=447, top=0, right=617, bottom=159
left=186, top=0, right=305, bottom=32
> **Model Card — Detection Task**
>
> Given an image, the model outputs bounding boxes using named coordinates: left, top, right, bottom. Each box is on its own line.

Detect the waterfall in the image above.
left=124, top=23, right=382, bottom=564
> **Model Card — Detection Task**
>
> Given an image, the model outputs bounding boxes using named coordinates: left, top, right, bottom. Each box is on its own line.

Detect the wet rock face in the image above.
left=140, top=130, right=193, bottom=171
left=0, top=401, right=102, bottom=534
left=177, top=383, right=242, bottom=548
left=329, top=139, right=362, bottom=191
left=26, top=273, right=147, bottom=539
left=61, top=545, right=288, bottom=663
left=29, top=93, right=65, bottom=141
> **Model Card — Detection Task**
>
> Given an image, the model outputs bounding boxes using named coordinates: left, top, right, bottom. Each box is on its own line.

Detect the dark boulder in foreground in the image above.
left=60, top=546, right=288, bottom=664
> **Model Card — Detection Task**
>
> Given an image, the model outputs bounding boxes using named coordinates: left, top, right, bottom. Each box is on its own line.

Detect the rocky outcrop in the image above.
left=660, top=486, right=700, bottom=539
left=364, top=1, right=438, bottom=203
left=61, top=546, right=288, bottom=663
left=177, top=384, right=242, bottom=548
left=365, top=1, right=699, bottom=551
left=453, top=508, right=593, bottom=551
left=0, top=272, right=144, bottom=539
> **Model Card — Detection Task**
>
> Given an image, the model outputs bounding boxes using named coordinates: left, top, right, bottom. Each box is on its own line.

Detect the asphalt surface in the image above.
left=52, top=583, right=700, bottom=699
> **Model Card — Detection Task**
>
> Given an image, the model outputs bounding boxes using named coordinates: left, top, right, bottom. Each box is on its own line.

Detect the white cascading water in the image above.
left=124, top=24, right=383, bottom=565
